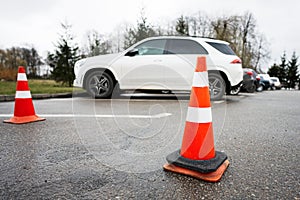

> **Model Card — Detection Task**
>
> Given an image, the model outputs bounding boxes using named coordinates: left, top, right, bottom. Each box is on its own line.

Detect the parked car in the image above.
left=258, top=74, right=275, bottom=90
left=255, top=75, right=264, bottom=92
left=241, top=68, right=258, bottom=93
left=270, top=77, right=282, bottom=90
left=241, top=68, right=263, bottom=93
left=73, top=36, right=243, bottom=100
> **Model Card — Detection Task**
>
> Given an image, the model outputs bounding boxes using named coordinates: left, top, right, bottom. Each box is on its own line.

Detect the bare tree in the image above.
left=253, top=34, right=270, bottom=71
left=84, top=30, right=112, bottom=56
left=210, top=12, right=269, bottom=69
left=123, top=8, right=156, bottom=49
left=240, top=12, right=256, bottom=68
left=188, top=12, right=213, bottom=37
left=20, top=47, right=43, bottom=78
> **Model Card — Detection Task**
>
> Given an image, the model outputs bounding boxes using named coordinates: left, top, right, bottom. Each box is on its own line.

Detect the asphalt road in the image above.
left=0, top=90, right=299, bottom=199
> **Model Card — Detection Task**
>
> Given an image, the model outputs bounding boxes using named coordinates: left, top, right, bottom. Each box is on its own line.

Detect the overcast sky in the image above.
left=0, top=0, right=299, bottom=70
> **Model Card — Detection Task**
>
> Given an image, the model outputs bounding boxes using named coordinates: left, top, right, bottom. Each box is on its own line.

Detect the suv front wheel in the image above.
left=208, top=73, right=226, bottom=101
left=85, top=70, right=114, bottom=98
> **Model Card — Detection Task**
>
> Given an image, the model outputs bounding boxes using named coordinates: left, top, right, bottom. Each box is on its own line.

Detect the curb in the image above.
left=0, top=92, right=87, bottom=102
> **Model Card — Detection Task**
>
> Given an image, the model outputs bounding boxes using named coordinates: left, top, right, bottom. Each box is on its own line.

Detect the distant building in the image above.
left=39, top=64, right=52, bottom=77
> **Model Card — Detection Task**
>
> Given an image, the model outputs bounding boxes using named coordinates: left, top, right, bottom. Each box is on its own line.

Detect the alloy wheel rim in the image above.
left=209, top=78, right=222, bottom=98
left=89, top=75, right=109, bottom=96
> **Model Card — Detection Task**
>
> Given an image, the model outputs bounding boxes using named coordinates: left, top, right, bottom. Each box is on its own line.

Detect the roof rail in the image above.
left=191, top=36, right=218, bottom=40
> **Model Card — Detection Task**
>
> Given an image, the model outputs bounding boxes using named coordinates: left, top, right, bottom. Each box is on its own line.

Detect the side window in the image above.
left=206, top=42, right=236, bottom=55
left=134, top=39, right=167, bottom=55
left=166, top=39, right=208, bottom=55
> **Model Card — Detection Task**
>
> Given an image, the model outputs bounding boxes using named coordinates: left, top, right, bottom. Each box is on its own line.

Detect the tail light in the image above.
left=230, top=59, right=242, bottom=64
left=246, top=71, right=253, bottom=76
left=256, top=76, right=260, bottom=81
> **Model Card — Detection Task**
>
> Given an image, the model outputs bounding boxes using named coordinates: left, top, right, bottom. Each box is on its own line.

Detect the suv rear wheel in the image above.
left=208, top=73, right=226, bottom=101
left=85, top=71, right=114, bottom=98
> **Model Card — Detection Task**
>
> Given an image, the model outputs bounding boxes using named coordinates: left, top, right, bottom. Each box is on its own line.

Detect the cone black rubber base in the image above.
left=163, top=159, right=229, bottom=182
left=166, top=150, right=227, bottom=173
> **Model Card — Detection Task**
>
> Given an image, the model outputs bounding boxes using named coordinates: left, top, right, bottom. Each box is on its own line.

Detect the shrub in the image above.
left=0, top=67, right=18, bottom=81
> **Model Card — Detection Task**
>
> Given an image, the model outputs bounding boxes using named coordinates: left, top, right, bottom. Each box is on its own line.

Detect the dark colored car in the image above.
left=258, top=74, right=275, bottom=90
left=241, top=68, right=262, bottom=93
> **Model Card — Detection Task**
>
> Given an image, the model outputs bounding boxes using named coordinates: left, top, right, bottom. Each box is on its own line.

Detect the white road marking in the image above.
left=213, top=100, right=224, bottom=104
left=0, top=113, right=172, bottom=119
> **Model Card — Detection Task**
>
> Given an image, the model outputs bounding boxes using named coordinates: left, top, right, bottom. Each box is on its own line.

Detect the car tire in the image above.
left=85, top=70, right=114, bottom=98
left=208, top=73, right=226, bottom=101
left=230, top=87, right=240, bottom=95
left=256, top=84, right=263, bottom=92
left=246, top=85, right=256, bottom=93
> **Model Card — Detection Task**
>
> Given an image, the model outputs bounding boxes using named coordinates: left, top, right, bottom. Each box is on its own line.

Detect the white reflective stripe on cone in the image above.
left=186, top=107, right=212, bottom=123
left=15, top=91, right=32, bottom=99
left=192, top=71, right=209, bottom=87
left=17, top=73, right=27, bottom=81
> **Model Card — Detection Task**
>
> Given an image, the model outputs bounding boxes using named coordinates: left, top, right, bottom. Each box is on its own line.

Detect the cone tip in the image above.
left=18, top=66, right=26, bottom=73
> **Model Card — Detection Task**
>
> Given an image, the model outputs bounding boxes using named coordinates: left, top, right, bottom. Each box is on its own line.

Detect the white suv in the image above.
left=74, top=36, right=243, bottom=100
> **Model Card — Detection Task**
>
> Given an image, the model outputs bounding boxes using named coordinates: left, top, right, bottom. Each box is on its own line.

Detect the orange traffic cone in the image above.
left=3, top=66, right=45, bottom=124
left=163, top=57, right=229, bottom=182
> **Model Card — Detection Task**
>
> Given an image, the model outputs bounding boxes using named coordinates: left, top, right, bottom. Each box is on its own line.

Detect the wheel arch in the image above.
left=83, top=67, right=118, bottom=90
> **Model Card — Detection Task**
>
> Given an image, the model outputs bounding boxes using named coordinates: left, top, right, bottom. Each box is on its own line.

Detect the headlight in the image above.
left=74, top=58, right=87, bottom=75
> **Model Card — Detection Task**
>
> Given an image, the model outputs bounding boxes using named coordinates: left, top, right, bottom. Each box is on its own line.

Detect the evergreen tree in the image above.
left=287, top=52, right=299, bottom=88
left=176, top=15, right=189, bottom=36
left=278, top=52, right=288, bottom=85
left=47, top=22, right=80, bottom=86
left=268, top=63, right=281, bottom=77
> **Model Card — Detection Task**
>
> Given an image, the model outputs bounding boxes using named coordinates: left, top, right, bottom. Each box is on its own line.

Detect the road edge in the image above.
left=0, top=92, right=87, bottom=102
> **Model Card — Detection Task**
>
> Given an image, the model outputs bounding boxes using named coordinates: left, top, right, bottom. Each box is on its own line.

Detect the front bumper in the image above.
left=73, top=76, right=83, bottom=88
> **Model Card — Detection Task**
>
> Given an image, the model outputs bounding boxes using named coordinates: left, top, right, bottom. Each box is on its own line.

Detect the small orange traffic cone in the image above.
left=163, top=57, right=229, bottom=182
left=3, top=66, right=45, bottom=124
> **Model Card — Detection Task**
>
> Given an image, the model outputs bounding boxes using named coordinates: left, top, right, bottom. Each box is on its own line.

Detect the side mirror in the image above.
left=125, top=49, right=139, bottom=57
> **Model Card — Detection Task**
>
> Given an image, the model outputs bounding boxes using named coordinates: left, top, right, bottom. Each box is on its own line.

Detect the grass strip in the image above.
left=0, top=79, right=84, bottom=95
